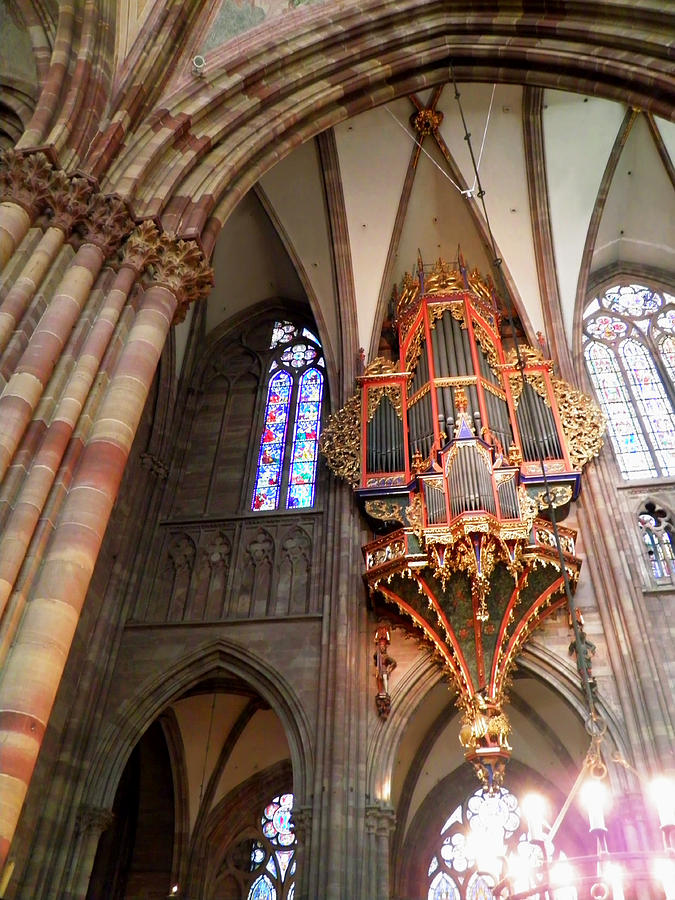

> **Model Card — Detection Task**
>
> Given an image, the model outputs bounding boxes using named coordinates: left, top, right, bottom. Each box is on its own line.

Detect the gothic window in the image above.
left=638, top=501, right=675, bottom=585
left=247, top=793, right=297, bottom=900
left=252, top=322, right=324, bottom=511
left=426, top=787, right=575, bottom=900
left=582, top=283, right=675, bottom=480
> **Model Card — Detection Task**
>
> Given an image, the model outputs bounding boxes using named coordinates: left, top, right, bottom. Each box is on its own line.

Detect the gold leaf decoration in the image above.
left=364, top=500, right=406, bottom=524
left=366, top=385, right=403, bottom=421
left=551, top=376, right=606, bottom=469
left=319, top=392, right=362, bottom=487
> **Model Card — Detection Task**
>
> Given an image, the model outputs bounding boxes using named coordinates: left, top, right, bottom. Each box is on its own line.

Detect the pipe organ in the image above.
left=320, top=257, right=605, bottom=789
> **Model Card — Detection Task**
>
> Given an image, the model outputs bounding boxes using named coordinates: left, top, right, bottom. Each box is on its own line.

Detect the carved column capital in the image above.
left=123, top=220, right=163, bottom=272
left=365, top=804, right=396, bottom=837
left=0, top=149, right=54, bottom=218
left=293, top=805, right=312, bottom=844
left=45, top=172, right=94, bottom=235
left=140, top=450, right=168, bottom=480
left=80, top=193, right=135, bottom=258
left=76, top=804, right=114, bottom=835
left=153, top=234, right=214, bottom=323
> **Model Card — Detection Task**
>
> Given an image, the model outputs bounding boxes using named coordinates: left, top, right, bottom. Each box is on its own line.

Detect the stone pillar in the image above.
left=65, top=805, right=115, bottom=900
left=365, top=804, right=396, bottom=900
left=0, top=237, right=213, bottom=870
left=0, top=173, right=94, bottom=360
left=0, top=222, right=162, bottom=656
left=0, top=193, right=133, bottom=482
left=293, top=804, right=312, bottom=900
left=0, top=151, right=54, bottom=271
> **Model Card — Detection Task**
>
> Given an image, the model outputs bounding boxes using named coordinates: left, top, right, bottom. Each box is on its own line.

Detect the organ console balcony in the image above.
left=321, top=256, right=605, bottom=789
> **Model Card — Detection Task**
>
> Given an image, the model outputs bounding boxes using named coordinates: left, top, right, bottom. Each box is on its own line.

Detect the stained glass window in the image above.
left=252, top=321, right=324, bottom=511
left=638, top=502, right=675, bottom=585
left=246, top=793, right=297, bottom=900
left=426, top=787, right=575, bottom=900
left=582, top=283, right=675, bottom=480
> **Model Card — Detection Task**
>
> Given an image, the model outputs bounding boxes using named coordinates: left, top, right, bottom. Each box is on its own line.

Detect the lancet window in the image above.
left=246, top=793, right=297, bottom=900
left=582, top=283, right=675, bottom=480
left=252, top=321, right=324, bottom=511
left=638, top=501, right=675, bottom=585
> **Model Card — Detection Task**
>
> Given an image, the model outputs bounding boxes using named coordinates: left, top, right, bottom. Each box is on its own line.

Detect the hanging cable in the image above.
left=198, top=692, right=217, bottom=808
left=448, top=64, right=600, bottom=722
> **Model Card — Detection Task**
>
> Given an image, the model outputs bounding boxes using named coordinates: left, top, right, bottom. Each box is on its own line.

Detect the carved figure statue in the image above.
left=373, top=623, right=397, bottom=717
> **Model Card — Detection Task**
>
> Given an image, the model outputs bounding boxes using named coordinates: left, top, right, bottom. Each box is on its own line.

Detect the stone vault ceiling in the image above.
left=207, top=82, right=675, bottom=380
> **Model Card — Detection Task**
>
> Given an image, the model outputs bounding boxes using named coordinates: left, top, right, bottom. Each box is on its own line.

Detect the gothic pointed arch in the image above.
left=82, top=637, right=314, bottom=815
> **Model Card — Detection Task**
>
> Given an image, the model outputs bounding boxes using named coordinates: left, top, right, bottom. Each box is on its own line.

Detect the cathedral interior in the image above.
left=0, top=1, right=673, bottom=898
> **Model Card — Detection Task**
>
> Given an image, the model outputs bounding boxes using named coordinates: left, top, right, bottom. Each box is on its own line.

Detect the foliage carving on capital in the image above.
left=0, top=149, right=54, bottom=218
left=80, top=193, right=134, bottom=257
left=152, top=234, right=214, bottom=323
left=45, top=172, right=94, bottom=234
left=365, top=804, right=396, bottom=836
left=123, top=221, right=162, bottom=272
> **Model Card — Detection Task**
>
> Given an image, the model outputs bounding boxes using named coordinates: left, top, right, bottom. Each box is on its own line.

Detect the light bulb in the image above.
left=522, top=792, right=547, bottom=840
left=550, top=860, right=576, bottom=900
left=604, top=862, right=624, bottom=900
left=580, top=778, right=609, bottom=832
left=649, top=776, right=675, bottom=828
left=653, top=858, right=675, bottom=900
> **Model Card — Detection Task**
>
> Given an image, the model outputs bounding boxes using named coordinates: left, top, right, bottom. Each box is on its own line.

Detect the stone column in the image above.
left=0, top=173, right=94, bottom=360
left=293, top=804, right=312, bottom=900
left=365, top=806, right=378, bottom=897
left=0, top=222, right=162, bottom=655
left=65, top=805, right=115, bottom=900
left=365, top=804, right=396, bottom=900
left=0, top=193, right=133, bottom=481
left=0, top=151, right=53, bottom=271
left=0, top=237, right=213, bottom=870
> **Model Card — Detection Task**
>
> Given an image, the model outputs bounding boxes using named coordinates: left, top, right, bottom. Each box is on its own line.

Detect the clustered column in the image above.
left=0, top=150, right=213, bottom=870
left=365, top=804, right=396, bottom=900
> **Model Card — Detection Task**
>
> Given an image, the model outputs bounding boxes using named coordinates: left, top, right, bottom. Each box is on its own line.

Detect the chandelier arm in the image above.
left=449, top=62, right=600, bottom=722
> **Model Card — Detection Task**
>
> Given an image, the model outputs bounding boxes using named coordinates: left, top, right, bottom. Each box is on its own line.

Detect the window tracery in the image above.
left=638, top=501, right=675, bottom=585
left=247, top=793, right=297, bottom=900
left=252, top=322, right=324, bottom=511
left=426, top=787, right=575, bottom=900
left=582, top=283, right=675, bottom=480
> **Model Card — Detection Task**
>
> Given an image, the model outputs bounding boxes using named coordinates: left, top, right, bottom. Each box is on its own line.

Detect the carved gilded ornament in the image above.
left=551, top=376, right=606, bottom=469
left=366, top=385, right=403, bottom=421
left=424, top=258, right=465, bottom=296
left=319, top=391, right=361, bottom=487
left=473, top=321, right=500, bottom=374
left=411, top=107, right=443, bottom=136
left=363, top=357, right=400, bottom=376
left=428, top=300, right=466, bottom=330
left=364, top=500, right=406, bottom=524
left=404, top=323, right=426, bottom=379
left=533, top=485, right=573, bottom=510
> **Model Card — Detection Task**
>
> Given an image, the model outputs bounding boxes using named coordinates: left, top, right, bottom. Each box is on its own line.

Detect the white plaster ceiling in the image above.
left=171, top=692, right=290, bottom=840
left=205, top=83, right=674, bottom=369
left=593, top=113, right=675, bottom=275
